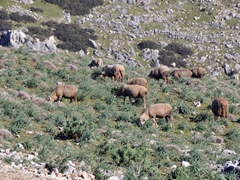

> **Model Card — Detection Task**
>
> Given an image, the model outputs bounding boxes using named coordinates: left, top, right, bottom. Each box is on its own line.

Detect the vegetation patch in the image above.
left=41, top=21, right=98, bottom=52
left=9, top=12, right=37, bottom=24
left=43, top=0, right=104, bottom=16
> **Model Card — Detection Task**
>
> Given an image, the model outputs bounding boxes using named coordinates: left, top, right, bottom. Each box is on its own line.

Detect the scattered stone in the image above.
left=181, top=161, right=190, bottom=168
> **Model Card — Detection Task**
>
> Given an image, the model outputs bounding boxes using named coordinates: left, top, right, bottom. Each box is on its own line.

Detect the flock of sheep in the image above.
left=46, top=58, right=229, bottom=126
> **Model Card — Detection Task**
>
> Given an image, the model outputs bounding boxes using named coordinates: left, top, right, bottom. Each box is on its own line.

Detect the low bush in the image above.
left=52, top=23, right=98, bottom=52
left=158, top=50, right=187, bottom=68
left=165, top=42, right=193, bottom=58
left=28, top=27, right=53, bottom=41
left=43, top=0, right=104, bottom=16
left=0, top=20, right=12, bottom=31
left=174, top=101, right=194, bottom=115
left=9, top=12, right=37, bottom=23
left=192, top=112, right=212, bottom=122
left=30, top=7, right=43, bottom=13
left=0, top=10, right=9, bottom=20
left=137, top=40, right=161, bottom=50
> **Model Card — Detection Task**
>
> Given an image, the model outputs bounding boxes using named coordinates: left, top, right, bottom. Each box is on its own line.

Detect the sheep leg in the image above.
left=129, top=96, right=132, bottom=104
left=73, top=96, right=77, bottom=106
left=142, top=97, right=146, bottom=108
left=152, top=117, right=158, bottom=127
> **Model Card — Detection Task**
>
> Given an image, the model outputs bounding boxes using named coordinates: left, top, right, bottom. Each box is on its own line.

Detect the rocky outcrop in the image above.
left=1, top=30, right=56, bottom=53
left=0, top=147, right=95, bottom=180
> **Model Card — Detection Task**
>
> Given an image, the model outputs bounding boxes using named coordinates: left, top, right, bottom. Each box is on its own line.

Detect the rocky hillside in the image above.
left=0, top=0, right=240, bottom=180
left=1, top=0, right=240, bottom=77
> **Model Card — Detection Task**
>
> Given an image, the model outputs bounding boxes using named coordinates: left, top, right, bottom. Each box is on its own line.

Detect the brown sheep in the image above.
left=46, top=85, right=78, bottom=105
left=88, top=58, right=103, bottom=68
left=140, top=103, right=173, bottom=127
left=126, top=78, right=148, bottom=89
left=148, top=67, right=169, bottom=83
left=190, top=67, right=206, bottom=79
left=171, top=69, right=193, bottom=79
left=115, top=84, right=148, bottom=108
left=211, top=98, right=229, bottom=119
left=100, top=64, right=125, bottom=81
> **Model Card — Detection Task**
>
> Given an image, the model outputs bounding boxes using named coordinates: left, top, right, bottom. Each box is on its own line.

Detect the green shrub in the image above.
left=226, top=128, right=240, bottom=140
left=22, top=139, right=34, bottom=150
left=24, top=78, right=39, bottom=88
left=179, top=88, right=194, bottom=102
left=174, top=101, right=194, bottom=115
left=192, top=112, right=212, bottom=122
left=195, top=122, right=208, bottom=132
left=8, top=114, right=30, bottom=134
left=110, top=144, right=149, bottom=167
left=137, top=40, right=161, bottom=50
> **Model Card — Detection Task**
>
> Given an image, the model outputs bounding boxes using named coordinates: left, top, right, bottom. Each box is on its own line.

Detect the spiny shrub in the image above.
left=195, top=122, right=208, bottom=132
left=192, top=112, right=212, bottom=122
left=0, top=20, right=12, bottom=31
left=179, top=88, right=194, bottom=101
left=0, top=10, right=9, bottom=20
left=137, top=40, right=161, bottom=50
left=226, top=128, right=240, bottom=140
left=110, top=144, right=149, bottom=166
left=177, top=121, right=188, bottom=130
left=28, top=27, right=53, bottom=41
left=158, top=50, right=187, bottom=68
left=43, top=0, right=104, bottom=16
left=30, top=7, right=43, bottom=13
left=22, top=139, right=34, bottom=150
left=9, top=12, right=36, bottom=23
left=24, top=78, right=39, bottom=88
left=8, top=114, right=30, bottom=134
left=165, top=42, right=193, bottom=58
left=174, top=101, right=194, bottom=115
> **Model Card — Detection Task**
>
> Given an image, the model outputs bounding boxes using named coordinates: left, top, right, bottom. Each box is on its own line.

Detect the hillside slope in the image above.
left=0, top=0, right=240, bottom=180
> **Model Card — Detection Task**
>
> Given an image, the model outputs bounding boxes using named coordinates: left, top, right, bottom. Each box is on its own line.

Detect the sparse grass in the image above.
left=0, top=0, right=240, bottom=179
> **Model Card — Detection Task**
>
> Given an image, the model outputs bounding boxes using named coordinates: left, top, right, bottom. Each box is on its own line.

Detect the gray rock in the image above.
left=61, top=13, right=71, bottom=23
left=12, top=0, right=34, bottom=4
left=89, top=39, right=98, bottom=49
left=222, top=149, right=236, bottom=155
left=79, top=50, right=85, bottom=57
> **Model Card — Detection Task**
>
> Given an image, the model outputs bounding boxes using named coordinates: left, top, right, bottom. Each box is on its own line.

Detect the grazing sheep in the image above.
left=211, top=98, right=229, bottom=119
left=88, top=58, right=103, bottom=68
left=171, top=69, right=193, bottom=79
left=148, top=67, right=169, bottom=83
left=191, top=67, right=206, bottom=79
left=100, top=64, right=125, bottom=81
left=46, top=85, right=78, bottom=105
left=140, top=103, right=173, bottom=127
left=115, top=84, right=148, bottom=108
left=126, top=78, right=148, bottom=89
